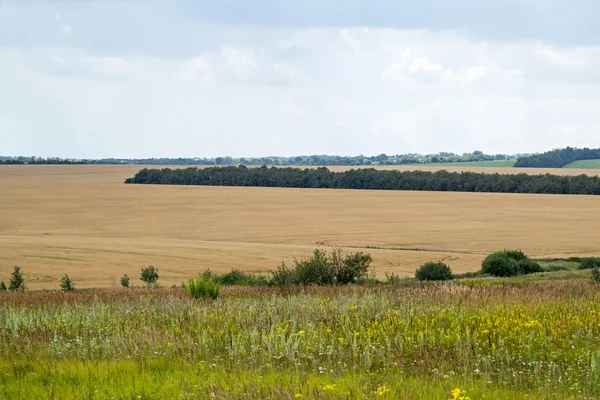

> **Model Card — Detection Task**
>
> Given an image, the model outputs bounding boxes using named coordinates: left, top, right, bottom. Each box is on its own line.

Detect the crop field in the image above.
left=1, top=165, right=600, bottom=289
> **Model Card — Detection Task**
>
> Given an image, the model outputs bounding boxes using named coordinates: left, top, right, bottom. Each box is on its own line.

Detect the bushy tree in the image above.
left=579, top=257, right=600, bottom=270
left=294, top=249, right=334, bottom=286
left=8, top=266, right=25, bottom=292
left=517, top=259, right=543, bottom=274
left=140, top=266, right=159, bottom=288
left=120, top=274, right=130, bottom=288
left=591, top=266, right=600, bottom=284
left=0, top=281, right=6, bottom=291
left=330, top=247, right=373, bottom=285
left=481, top=250, right=540, bottom=277
left=269, top=263, right=296, bottom=287
left=481, top=253, right=519, bottom=277
left=415, top=262, right=454, bottom=281
left=60, top=274, right=75, bottom=292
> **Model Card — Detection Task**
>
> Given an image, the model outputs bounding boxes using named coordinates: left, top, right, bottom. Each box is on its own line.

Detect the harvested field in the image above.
left=1, top=165, right=600, bottom=289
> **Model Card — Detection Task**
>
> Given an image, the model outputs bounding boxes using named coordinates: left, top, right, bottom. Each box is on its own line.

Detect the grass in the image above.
left=564, top=159, right=600, bottom=169
left=1, top=280, right=599, bottom=399
left=2, top=166, right=600, bottom=289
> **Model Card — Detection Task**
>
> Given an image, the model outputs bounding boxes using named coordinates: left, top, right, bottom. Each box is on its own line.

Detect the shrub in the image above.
left=415, top=261, right=454, bottom=281
left=384, top=272, right=402, bottom=285
left=185, top=277, right=220, bottom=300
left=60, top=274, right=75, bottom=292
left=214, top=269, right=269, bottom=286
left=0, top=281, right=6, bottom=291
left=591, top=267, right=600, bottom=284
left=482, top=250, right=541, bottom=277
left=120, top=274, right=130, bottom=288
left=481, top=252, right=519, bottom=277
left=503, top=250, right=527, bottom=261
left=517, top=259, right=543, bottom=275
left=8, top=266, right=25, bottom=292
left=294, top=249, right=334, bottom=286
left=270, top=263, right=297, bottom=286
left=579, top=257, right=600, bottom=270
left=141, top=266, right=159, bottom=288
left=330, top=247, right=373, bottom=284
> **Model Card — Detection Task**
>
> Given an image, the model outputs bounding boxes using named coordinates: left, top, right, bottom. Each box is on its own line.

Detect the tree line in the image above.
left=125, top=166, right=600, bottom=195
left=514, top=147, right=600, bottom=168
left=1, top=150, right=514, bottom=166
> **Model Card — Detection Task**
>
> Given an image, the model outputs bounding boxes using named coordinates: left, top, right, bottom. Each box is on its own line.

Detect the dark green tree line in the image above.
left=125, top=166, right=600, bottom=195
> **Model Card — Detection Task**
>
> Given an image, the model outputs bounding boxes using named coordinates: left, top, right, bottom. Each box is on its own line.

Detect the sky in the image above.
left=1, top=0, right=600, bottom=158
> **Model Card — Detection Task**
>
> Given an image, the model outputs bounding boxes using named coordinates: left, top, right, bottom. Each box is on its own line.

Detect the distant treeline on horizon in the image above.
left=0, top=150, right=513, bottom=166
left=125, top=166, right=600, bottom=196
left=3, top=147, right=600, bottom=168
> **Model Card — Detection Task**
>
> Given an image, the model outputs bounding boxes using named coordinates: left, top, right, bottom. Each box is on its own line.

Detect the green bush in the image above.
left=269, top=263, right=296, bottom=286
left=0, top=281, right=6, bottom=291
left=591, top=267, right=600, bottom=284
left=517, top=259, right=543, bottom=274
left=60, top=274, right=75, bottom=292
left=415, top=262, right=454, bottom=281
left=185, top=277, right=220, bottom=300
left=214, top=269, right=269, bottom=286
left=330, top=248, right=373, bottom=285
left=482, top=250, right=541, bottom=277
left=579, top=257, right=600, bottom=270
left=140, top=266, right=159, bottom=288
left=481, top=253, right=519, bottom=277
left=294, top=249, right=334, bottom=286
left=120, top=274, right=130, bottom=288
left=8, top=266, right=25, bottom=292
left=503, top=250, right=527, bottom=261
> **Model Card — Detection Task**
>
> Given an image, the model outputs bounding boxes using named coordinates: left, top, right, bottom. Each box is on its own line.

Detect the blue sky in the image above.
left=1, top=0, right=600, bottom=158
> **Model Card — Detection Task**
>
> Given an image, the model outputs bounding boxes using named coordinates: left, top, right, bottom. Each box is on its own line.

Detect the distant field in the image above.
left=421, top=160, right=516, bottom=167
left=1, top=165, right=600, bottom=289
left=564, top=159, right=600, bottom=169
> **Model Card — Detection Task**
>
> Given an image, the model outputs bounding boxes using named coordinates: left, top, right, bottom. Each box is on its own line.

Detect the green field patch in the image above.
left=564, top=159, right=600, bottom=169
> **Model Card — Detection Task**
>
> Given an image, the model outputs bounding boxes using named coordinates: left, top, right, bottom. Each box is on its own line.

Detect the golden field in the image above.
left=1, top=164, right=600, bottom=289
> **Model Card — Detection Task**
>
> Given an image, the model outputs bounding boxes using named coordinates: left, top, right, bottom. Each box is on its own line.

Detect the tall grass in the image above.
left=185, top=276, right=220, bottom=300
left=1, top=281, right=599, bottom=398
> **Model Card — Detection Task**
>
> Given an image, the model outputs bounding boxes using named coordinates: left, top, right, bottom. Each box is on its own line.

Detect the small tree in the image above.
left=8, top=266, right=25, bottom=292
left=330, top=247, right=373, bottom=285
left=591, top=266, right=600, bottom=284
left=0, top=281, right=6, bottom=291
left=141, top=265, right=159, bottom=288
left=294, top=249, right=334, bottom=286
left=60, top=274, right=75, bottom=292
left=120, top=274, right=130, bottom=288
left=415, top=261, right=454, bottom=281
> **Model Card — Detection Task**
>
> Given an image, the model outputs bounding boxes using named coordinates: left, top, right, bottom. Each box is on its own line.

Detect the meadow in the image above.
left=1, top=280, right=599, bottom=399
left=2, top=165, right=600, bottom=289
left=564, top=160, right=600, bottom=169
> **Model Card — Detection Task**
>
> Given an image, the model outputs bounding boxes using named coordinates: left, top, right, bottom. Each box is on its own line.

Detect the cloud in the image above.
left=2, top=1, right=600, bottom=158
left=180, top=46, right=308, bottom=86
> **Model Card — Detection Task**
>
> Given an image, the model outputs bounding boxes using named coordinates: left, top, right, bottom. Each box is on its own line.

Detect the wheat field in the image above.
left=1, top=164, right=600, bottom=289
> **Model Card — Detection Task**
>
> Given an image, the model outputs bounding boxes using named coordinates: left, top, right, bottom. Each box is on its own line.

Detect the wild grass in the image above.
left=1, top=281, right=599, bottom=399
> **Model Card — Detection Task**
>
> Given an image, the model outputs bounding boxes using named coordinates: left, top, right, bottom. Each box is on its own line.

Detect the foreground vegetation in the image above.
left=125, top=166, right=600, bottom=195
left=1, top=279, right=598, bottom=399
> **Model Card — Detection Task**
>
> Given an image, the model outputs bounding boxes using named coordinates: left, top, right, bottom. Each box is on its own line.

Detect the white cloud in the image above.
left=81, top=57, right=142, bottom=79
left=3, top=18, right=600, bottom=158
left=180, top=46, right=308, bottom=86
